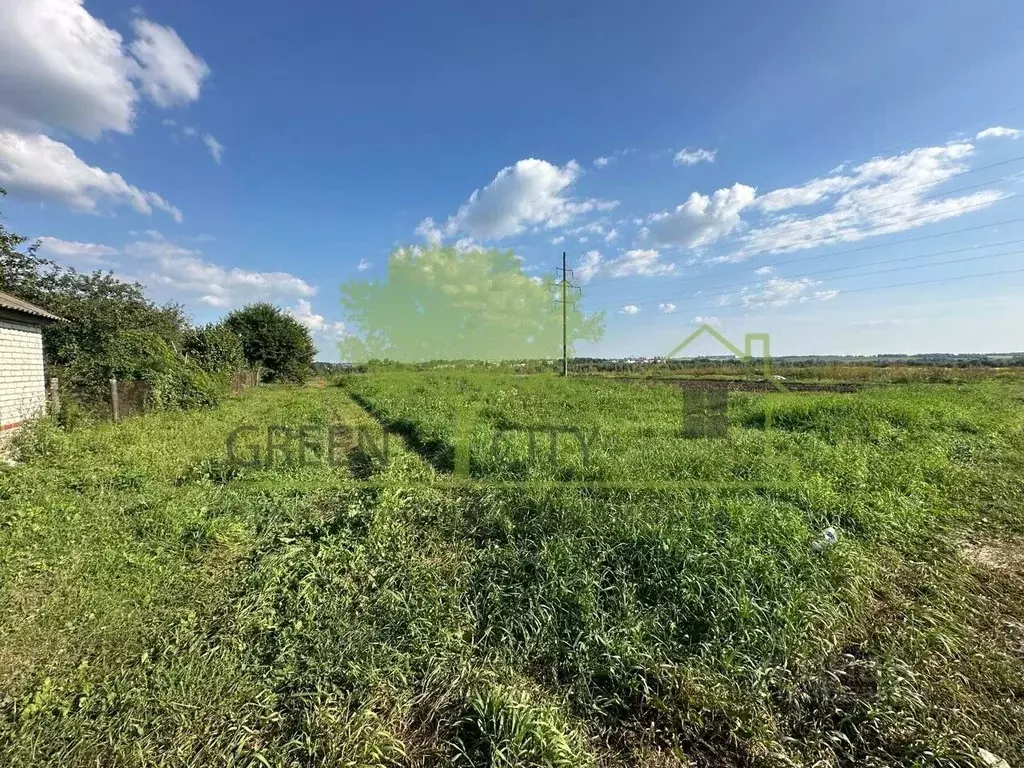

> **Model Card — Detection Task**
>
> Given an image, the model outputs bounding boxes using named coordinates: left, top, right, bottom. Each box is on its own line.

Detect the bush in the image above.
left=224, top=303, right=316, bottom=383
left=145, top=364, right=223, bottom=411
left=60, top=331, right=225, bottom=413
left=181, top=324, right=245, bottom=374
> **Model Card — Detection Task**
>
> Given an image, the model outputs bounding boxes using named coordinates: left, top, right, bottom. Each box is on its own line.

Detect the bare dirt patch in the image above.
left=962, top=538, right=1024, bottom=575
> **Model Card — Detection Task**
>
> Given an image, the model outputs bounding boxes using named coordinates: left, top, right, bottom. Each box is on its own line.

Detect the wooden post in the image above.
left=49, top=377, right=60, bottom=415
left=109, top=378, right=120, bottom=422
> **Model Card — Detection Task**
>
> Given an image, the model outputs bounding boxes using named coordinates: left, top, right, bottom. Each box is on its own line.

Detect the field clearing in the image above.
left=1, top=372, right=1024, bottom=766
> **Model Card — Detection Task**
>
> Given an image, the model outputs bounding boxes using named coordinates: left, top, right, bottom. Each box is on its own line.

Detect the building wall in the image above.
left=0, top=317, right=46, bottom=430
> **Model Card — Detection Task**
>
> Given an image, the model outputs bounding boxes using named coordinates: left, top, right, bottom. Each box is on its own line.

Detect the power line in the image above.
left=619, top=265, right=1024, bottom=327
left=583, top=237, right=1024, bottom=311
left=581, top=188, right=1019, bottom=290
left=585, top=164, right=1024, bottom=288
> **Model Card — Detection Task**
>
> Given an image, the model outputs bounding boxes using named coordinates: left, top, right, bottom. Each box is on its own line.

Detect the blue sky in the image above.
left=2, top=0, right=1024, bottom=359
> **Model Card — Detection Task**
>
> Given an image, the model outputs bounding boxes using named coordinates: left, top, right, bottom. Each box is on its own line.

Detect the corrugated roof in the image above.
left=0, top=291, right=62, bottom=322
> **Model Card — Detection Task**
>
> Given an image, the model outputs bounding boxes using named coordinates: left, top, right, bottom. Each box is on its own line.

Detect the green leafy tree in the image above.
left=339, top=244, right=604, bottom=362
left=181, top=323, right=246, bottom=374
left=0, top=189, right=187, bottom=377
left=224, top=303, right=316, bottom=382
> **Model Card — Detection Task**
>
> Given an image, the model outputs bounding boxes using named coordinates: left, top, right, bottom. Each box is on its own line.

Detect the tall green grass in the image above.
left=1, top=376, right=1022, bottom=766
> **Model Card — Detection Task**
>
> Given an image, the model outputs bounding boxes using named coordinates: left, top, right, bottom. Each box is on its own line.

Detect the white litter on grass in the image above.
left=978, top=748, right=1010, bottom=768
left=812, top=526, right=839, bottom=552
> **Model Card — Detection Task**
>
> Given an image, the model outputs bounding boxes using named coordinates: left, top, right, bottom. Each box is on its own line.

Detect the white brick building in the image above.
left=0, top=291, right=61, bottom=432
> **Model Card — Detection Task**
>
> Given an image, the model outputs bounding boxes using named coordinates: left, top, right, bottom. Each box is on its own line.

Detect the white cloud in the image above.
left=0, top=1, right=208, bottom=139
left=607, top=248, right=676, bottom=277
left=182, top=125, right=198, bottom=137
left=36, top=235, right=118, bottom=265
left=201, top=133, right=224, bottom=164
left=357, top=258, right=371, bottom=271
left=575, top=250, right=605, bottom=284
left=415, top=216, right=443, bottom=244
left=659, top=302, right=677, bottom=313
left=673, top=147, right=716, bottom=166
left=732, top=141, right=1004, bottom=259
left=733, top=277, right=840, bottom=308
left=648, top=183, right=756, bottom=248
left=567, top=221, right=608, bottom=237
left=693, top=315, right=720, bottom=325
left=0, top=130, right=182, bottom=220
left=0, top=0, right=137, bottom=137
left=437, top=158, right=617, bottom=240
left=124, top=239, right=316, bottom=308
left=454, top=237, right=485, bottom=253
left=755, top=175, right=855, bottom=213
left=754, top=265, right=773, bottom=275
left=129, top=17, right=209, bottom=108
left=593, top=148, right=635, bottom=168
left=551, top=236, right=565, bottom=245
left=976, top=126, right=1022, bottom=141
left=619, top=304, right=640, bottom=315
left=289, top=299, right=346, bottom=338
left=604, top=228, right=619, bottom=243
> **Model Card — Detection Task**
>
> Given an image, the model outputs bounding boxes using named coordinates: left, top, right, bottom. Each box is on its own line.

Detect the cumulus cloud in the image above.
left=129, top=17, right=210, bottom=108
left=673, top=148, right=716, bottom=166
left=0, top=0, right=136, bottom=137
left=647, top=183, right=756, bottom=248
left=619, top=304, right=640, bottom=315
left=0, top=130, right=182, bottom=220
left=0, top=0, right=208, bottom=139
left=0, top=1, right=206, bottom=217
left=754, top=265, right=773, bottom=275
left=289, top=299, right=346, bottom=338
left=36, top=235, right=118, bottom=265
left=659, top=302, right=677, bottom=313
left=432, top=158, right=617, bottom=241
left=606, top=248, right=677, bottom=277
left=357, top=258, right=372, bottom=271
left=124, top=238, right=316, bottom=309
left=976, top=126, right=1022, bottom=140
left=201, top=133, right=224, bottom=164
left=593, top=156, right=610, bottom=168
left=693, top=315, right=720, bottom=325
left=551, top=236, right=565, bottom=245
left=604, top=228, right=619, bottom=243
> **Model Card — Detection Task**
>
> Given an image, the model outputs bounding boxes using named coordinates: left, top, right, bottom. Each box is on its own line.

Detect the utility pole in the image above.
left=554, top=252, right=581, bottom=377
left=561, top=252, right=568, bottom=377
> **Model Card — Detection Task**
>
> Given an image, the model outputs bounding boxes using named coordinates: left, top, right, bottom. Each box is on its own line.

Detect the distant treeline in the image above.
left=315, top=354, right=1024, bottom=375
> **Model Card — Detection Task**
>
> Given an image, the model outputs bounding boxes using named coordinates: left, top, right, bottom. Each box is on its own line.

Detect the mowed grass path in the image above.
left=1, top=376, right=1023, bottom=766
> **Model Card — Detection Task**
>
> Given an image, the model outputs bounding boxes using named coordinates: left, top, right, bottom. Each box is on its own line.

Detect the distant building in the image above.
left=0, top=291, right=61, bottom=431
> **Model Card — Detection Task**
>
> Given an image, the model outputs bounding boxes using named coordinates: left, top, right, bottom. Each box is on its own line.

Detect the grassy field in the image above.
left=2, top=371, right=1024, bottom=766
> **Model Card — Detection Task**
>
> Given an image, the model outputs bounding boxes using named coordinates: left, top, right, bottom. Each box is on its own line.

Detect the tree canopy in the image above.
left=224, top=303, right=316, bottom=382
left=0, top=190, right=187, bottom=370
left=338, top=245, right=605, bottom=362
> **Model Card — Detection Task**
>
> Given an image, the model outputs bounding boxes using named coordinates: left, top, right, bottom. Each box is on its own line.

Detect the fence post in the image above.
left=50, top=377, right=60, bottom=415
left=109, top=378, right=120, bottom=422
